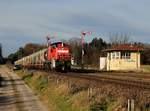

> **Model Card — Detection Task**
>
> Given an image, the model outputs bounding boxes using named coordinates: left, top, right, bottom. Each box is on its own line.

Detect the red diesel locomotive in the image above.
left=44, top=42, right=71, bottom=71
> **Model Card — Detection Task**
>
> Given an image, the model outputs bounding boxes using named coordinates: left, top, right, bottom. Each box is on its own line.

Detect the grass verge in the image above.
left=16, top=70, right=89, bottom=111
left=141, top=65, right=150, bottom=73
left=15, top=69, right=150, bottom=111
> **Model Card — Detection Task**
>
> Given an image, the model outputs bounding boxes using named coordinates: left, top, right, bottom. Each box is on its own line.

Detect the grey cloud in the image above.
left=0, top=0, right=150, bottom=56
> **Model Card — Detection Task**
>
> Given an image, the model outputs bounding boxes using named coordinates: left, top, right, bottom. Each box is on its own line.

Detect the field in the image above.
left=141, top=65, right=150, bottom=73
left=15, top=69, right=150, bottom=111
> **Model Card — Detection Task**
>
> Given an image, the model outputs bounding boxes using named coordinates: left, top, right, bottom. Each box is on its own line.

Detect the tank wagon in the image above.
left=15, top=42, right=71, bottom=71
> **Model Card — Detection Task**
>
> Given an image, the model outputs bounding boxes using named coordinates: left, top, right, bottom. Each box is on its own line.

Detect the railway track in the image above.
left=13, top=66, right=150, bottom=90
left=96, top=72, right=150, bottom=80
left=49, top=70, right=150, bottom=90
left=70, top=68, right=150, bottom=80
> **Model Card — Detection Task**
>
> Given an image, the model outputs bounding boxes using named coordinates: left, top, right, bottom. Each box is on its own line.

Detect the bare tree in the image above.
left=68, top=37, right=81, bottom=46
left=109, top=33, right=131, bottom=45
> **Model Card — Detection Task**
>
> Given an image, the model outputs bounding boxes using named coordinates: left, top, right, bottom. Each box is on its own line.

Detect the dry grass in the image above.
left=141, top=65, right=150, bottom=73
left=15, top=69, right=150, bottom=111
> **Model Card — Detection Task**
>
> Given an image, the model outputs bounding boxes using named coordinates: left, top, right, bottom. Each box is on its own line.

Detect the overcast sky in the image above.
left=0, top=0, right=150, bottom=56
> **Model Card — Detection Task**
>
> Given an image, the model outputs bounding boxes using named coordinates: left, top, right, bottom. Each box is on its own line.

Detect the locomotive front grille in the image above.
left=58, top=54, right=71, bottom=61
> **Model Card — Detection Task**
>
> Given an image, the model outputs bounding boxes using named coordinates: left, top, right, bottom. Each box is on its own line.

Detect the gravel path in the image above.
left=0, top=65, right=49, bottom=111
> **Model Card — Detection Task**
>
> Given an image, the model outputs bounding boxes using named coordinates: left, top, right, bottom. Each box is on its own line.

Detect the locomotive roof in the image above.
left=51, top=42, right=62, bottom=45
left=51, top=42, right=68, bottom=46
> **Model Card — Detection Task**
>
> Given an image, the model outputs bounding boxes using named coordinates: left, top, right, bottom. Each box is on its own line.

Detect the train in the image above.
left=15, top=42, right=72, bottom=71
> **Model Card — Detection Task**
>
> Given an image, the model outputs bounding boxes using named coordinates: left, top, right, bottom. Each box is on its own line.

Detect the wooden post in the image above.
left=88, top=88, right=93, bottom=97
left=88, top=88, right=90, bottom=97
left=131, top=99, right=135, bottom=111
left=128, top=99, right=131, bottom=111
left=90, top=88, right=93, bottom=95
left=67, top=81, right=71, bottom=89
left=67, top=81, right=69, bottom=88
left=56, top=79, right=59, bottom=85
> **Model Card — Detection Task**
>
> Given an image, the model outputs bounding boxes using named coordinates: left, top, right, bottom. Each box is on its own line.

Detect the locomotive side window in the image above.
left=52, top=45, right=56, bottom=48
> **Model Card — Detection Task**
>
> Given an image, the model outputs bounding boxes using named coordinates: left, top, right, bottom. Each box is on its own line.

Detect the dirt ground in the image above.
left=0, top=65, right=49, bottom=111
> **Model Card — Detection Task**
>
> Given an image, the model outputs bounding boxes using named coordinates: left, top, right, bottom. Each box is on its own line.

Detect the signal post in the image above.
left=81, top=31, right=92, bottom=69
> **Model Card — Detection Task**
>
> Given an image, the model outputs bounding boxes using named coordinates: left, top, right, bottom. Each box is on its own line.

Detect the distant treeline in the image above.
left=8, top=37, right=150, bottom=65
left=0, top=43, right=6, bottom=64
left=8, top=43, right=46, bottom=64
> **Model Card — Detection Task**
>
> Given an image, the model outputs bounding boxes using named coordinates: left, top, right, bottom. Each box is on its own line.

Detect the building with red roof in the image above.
left=103, top=44, right=144, bottom=71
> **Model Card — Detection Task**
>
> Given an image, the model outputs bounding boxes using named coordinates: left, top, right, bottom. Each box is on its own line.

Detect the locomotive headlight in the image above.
left=57, top=50, right=69, bottom=53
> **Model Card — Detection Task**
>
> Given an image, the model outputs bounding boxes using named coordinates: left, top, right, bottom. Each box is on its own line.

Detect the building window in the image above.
left=121, top=52, right=131, bottom=59
left=108, top=53, right=111, bottom=60
left=112, top=52, right=115, bottom=59
left=116, top=52, right=120, bottom=59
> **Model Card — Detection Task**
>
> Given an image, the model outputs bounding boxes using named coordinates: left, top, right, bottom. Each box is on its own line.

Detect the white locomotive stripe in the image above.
left=57, top=50, right=69, bottom=53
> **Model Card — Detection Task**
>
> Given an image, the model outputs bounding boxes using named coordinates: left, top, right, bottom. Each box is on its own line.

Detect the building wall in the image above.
left=107, top=51, right=141, bottom=71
